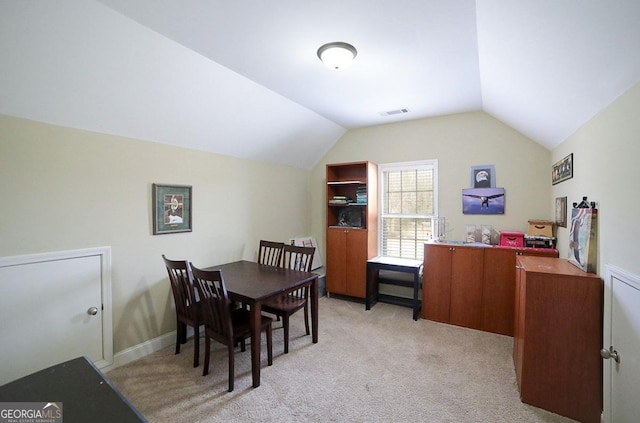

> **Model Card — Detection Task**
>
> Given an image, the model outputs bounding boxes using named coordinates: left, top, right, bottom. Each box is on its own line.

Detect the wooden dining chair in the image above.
left=162, top=255, right=203, bottom=368
left=258, top=240, right=284, bottom=267
left=262, top=244, right=315, bottom=354
left=190, top=264, right=273, bottom=392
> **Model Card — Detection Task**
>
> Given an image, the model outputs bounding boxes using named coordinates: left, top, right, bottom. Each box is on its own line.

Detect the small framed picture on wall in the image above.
left=152, top=183, right=193, bottom=235
left=555, top=196, right=567, bottom=228
left=552, top=153, right=573, bottom=185
left=470, top=165, right=496, bottom=188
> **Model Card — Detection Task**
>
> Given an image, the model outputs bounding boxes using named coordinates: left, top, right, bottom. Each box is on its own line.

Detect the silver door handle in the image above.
left=87, top=306, right=99, bottom=316
left=600, top=346, right=620, bottom=363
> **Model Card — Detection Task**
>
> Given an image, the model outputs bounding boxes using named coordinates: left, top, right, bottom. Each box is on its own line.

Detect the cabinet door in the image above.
left=449, top=247, right=484, bottom=329
left=483, top=248, right=559, bottom=335
left=326, top=228, right=347, bottom=295
left=482, top=248, right=517, bottom=335
left=345, top=229, right=368, bottom=298
left=422, top=244, right=452, bottom=322
left=326, top=228, right=368, bottom=298
left=513, top=261, right=525, bottom=390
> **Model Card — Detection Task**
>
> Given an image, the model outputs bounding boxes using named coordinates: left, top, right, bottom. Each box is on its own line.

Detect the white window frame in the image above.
left=378, top=159, right=439, bottom=260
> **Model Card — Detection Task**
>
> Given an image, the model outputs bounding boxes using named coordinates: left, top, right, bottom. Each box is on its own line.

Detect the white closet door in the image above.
left=603, top=265, right=640, bottom=423
left=0, top=252, right=106, bottom=385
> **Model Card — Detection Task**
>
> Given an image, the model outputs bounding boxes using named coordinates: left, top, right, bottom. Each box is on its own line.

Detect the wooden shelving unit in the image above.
left=325, top=161, right=377, bottom=299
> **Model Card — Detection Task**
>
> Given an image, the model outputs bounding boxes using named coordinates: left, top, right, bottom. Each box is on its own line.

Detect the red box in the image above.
left=500, top=231, right=524, bottom=247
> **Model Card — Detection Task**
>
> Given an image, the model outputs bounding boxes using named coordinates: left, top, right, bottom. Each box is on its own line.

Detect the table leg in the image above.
left=250, top=301, right=262, bottom=388
left=311, top=276, right=318, bottom=343
left=365, top=265, right=379, bottom=310
left=413, top=271, right=420, bottom=321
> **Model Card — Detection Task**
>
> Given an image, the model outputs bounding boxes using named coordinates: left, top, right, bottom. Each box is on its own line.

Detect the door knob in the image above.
left=600, top=346, right=620, bottom=363
left=87, top=306, right=99, bottom=316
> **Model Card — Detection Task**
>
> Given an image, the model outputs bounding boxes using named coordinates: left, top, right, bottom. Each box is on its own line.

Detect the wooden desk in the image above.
left=366, top=256, right=423, bottom=320
left=204, top=260, right=318, bottom=387
left=0, top=356, right=146, bottom=423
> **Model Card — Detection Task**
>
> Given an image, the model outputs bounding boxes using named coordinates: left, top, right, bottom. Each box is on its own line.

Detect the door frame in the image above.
left=0, top=246, right=113, bottom=368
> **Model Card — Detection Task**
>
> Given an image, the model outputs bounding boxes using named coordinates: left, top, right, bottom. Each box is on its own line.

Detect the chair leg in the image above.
left=202, top=334, right=211, bottom=376
left=193, top=324, right=200, bottom=368
left=180, top=322, right=188, bottom=344
left=175, top=321, right=184, bottom=354
left=283, top=315, right=290, bottom=354
left=227, top=343, right=235, bottom=392
left=266, top=323, right=273, bottom=366
left=303, top=303, right=310, bottom=336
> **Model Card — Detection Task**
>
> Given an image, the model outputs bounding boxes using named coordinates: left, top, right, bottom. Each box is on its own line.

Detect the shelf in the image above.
left=328, top=203, right=367, bottom=207
left=328, top=225, right=364, bottom=229
left=327, top=180, right=366, bottom=185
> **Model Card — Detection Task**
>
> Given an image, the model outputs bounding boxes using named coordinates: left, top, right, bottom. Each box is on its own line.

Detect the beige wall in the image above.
left=3, top=79, right=637, bottom=357
left=552, top=81, right=640, bottom=277
left=310, top=111, right=552, bottom=256
left=0, top=114, right=311, bottom=353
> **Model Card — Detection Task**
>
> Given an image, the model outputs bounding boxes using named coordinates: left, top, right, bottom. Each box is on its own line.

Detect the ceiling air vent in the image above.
left=379, top=108, right=410, bottom=116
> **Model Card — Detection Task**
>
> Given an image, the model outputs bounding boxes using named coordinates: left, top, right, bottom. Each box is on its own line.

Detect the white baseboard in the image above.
left=102, top=331, right=177, bottom=373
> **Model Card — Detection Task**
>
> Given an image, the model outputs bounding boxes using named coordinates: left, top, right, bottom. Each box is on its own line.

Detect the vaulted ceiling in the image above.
left=1, top=1, right=639, bottom=169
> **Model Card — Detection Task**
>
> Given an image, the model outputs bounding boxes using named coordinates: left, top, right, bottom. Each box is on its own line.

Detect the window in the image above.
left=379, top=160, right=438, bottom=261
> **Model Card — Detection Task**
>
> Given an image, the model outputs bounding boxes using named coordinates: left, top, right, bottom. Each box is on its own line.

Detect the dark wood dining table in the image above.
left=0, top=356, right=147, bottom=422
left=203, top=260, right=319, bottom=388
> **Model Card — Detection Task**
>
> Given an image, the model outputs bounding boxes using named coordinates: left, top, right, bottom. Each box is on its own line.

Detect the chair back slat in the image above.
left=282, top=244, right=315, bottom=272
left=258, top=240, right=285, bottom=267
left=162, top=255, right=197, bottom=318
left=281, top=245, right=315, bottom=299
left=191, top=266, right=233, bottom=341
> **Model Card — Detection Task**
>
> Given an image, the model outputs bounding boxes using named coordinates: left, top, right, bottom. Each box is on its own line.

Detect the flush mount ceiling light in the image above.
left=317, top=42, right=357, bottom=70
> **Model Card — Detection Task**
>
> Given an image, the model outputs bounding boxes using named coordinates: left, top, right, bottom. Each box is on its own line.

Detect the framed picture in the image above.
left=462, top=187, right=505, bottom=214
left=152, top=184, right=192, bottom=235
left=552, top=153, right=573, bottom=185
left=470, top=165, right=495, bottom=188
left=555, top=196, right=567, bottom=228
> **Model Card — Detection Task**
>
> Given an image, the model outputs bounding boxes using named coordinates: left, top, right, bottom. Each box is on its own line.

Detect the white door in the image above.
left=0, top=248, right=112, bottom=385
left=603, top=265, right=640, bottom=422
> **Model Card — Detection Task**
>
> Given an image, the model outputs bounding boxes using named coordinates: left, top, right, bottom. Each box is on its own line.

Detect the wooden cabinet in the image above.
left=326, top=228, right=368, bottom=297
left=423, top=243, right=559, bottom=336
left=482, top=247, right=558, bottom=336
left=422, top=243, right=452, bottom=322
left=422, top=243, right=484, bottom=329
left=325, top=162, right=377, bottom=298
left=514, top=256, right=602, bottom=423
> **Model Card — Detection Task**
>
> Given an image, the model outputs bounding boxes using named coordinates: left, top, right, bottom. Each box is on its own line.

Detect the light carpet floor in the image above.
left=107, top=296, right=578, bottom=422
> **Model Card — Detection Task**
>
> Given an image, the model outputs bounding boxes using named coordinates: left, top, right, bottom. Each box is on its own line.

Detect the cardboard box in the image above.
left=500, top=231, right=524, bottom=247
left=527, top=220, right=554, bottom=237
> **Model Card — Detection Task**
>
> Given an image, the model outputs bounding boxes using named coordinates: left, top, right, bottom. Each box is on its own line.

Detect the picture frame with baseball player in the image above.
left=152, top=183, right=192, bottom=235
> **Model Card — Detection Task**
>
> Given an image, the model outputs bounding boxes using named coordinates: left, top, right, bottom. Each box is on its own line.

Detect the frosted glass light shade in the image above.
left=317, top=42, right=357, bottom=70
